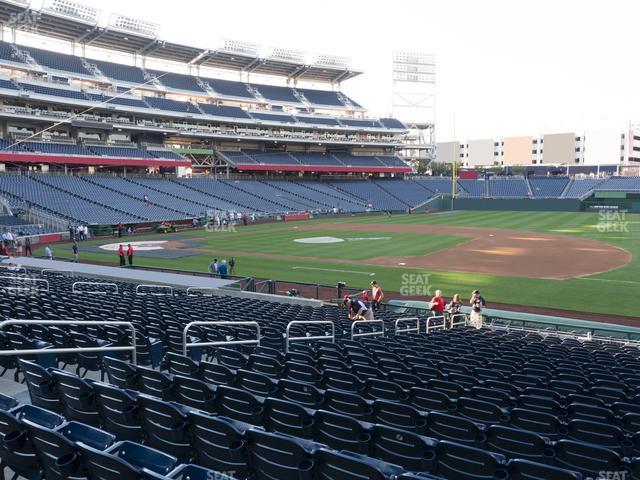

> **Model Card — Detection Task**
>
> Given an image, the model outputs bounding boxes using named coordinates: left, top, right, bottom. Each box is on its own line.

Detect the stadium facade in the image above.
left=0, top=0, right=416, bottom=176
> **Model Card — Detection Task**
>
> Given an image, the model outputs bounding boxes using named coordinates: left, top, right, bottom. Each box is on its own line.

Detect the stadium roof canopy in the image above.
left=0, top=0, right=362, bottom=83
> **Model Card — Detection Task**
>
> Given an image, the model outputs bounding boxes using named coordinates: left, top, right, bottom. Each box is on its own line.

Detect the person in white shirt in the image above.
left=44, top=245, right=53, bottom=260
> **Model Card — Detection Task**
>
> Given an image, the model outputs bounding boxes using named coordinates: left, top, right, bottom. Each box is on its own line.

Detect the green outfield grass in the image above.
left=35, top=211, right=640, bottom=317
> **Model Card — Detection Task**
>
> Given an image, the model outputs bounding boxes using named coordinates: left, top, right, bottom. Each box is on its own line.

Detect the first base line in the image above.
left=292, top=266, right=376, bottom=276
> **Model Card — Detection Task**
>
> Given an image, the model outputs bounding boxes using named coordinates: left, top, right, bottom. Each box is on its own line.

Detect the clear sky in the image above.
left=26, top=0, right=640, bottom=140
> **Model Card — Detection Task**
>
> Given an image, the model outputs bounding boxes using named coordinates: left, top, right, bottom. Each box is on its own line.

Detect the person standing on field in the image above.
left=228, top=257, right=236, bottom=275
left=127, top=243, right=134, bottom=266
left=118, top=245, right=125, bottom=266
left=72, top=241, right=79, bottom=262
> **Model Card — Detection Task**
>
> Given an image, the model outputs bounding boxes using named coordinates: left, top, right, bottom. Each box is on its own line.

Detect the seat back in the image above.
left=137, top=395, right=191, bottom=461
left=93, top=382, right=143, bottom=441
left=187, top=410, right=249, bottom=476
left=313, top=410, right=371, bottom=454
left=246, top=429, right=315, bottom=480
left=18, top=359, right=62, bottom=413
left=51, top=370, right=100, bottom=426
left=263, top=397, right=315, bottom=439
left=103, top=357, right=139, bottom=389
left=316, top=448, right=405, bottom=480
left=371, top=424, right=437, bottom=471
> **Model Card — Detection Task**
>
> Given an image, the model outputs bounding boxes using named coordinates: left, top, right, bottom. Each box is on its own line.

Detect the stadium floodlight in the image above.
left=108, top=13, right=159, bottom=37
left=392, top=50, right=436, bottom=125
left=392, top=51, right=436, bottom=83
left=266, top=47, right=306, bottom=65
left=219, top=38, right=261, bottom=57
left=312, top=53, right=351, bottom=69
left=43, top=0, right=99, bottom=23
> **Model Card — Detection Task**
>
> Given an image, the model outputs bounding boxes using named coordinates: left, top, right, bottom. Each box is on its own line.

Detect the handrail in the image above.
left=0, top=319, right=137, bottom=365
left=136, top=284, right=174, bottom=295
left=182, top=321, right=260, bottom=356
left=72, top=281, right=118, bottom=295
left=186, top=287, right=217, bottom=296
left=0, top=275, right=48, bottom=292
left=41, top=268, right=74, bottom=277
left=394, top=317, right=419, bottom=335
left=285, top=320, right=335, bottom=353
left=351, top=319, right=385, bottom=340
left=450, top=313, right=468, bottom=329
left=425, top=315, right=446, bottom=334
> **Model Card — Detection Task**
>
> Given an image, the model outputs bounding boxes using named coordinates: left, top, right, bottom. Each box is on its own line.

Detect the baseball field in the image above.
left=36, top=210, right=640, bottom=319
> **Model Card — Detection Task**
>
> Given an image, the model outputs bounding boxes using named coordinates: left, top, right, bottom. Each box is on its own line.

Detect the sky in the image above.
left=22, top=0, right=640, bottom=140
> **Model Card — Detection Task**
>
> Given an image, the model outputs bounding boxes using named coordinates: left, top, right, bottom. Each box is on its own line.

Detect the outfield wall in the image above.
left=448, top=198, right=582, bottom=211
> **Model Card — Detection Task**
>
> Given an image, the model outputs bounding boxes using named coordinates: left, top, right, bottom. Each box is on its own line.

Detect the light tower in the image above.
left=392, top=50, right=436, bottom=168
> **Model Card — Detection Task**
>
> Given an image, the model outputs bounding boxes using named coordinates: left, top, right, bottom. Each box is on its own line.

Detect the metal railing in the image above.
left=186, top=287, right=217, bottom=296
left=41, top=269, right=74, bottom=277
left=135, top=284, right=174, bottom=295
left=182, top=321, right=260, bottom=356
left=285, top=321, right=335, bottom=353
left=425, top=315, right=446, bottom=334
left=450, top=313, right=468, bottom=328
left=72, top=281, right=118, bottom=295
left=0, top=276, right=48, bottom=292
left=0, top=320, right=137, bottom=365
left=394, top=317, right=420, bottom=335
left=351, top=320, right=385, bottom=340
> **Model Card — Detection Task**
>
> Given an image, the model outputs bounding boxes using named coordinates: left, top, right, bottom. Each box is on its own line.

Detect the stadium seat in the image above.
left=137, top=395, right=192, bottom=461
left=370, top=424, right=438, bottom=471
left=79, top=440, right=178, bottom=480
left=245, top=429, right=316, bottom=480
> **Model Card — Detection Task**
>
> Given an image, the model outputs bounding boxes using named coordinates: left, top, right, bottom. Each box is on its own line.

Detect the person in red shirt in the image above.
left=127, top=244, right=134, bottom=266
left=370, top=280, right=384, bottom=311
left=117, top=245, right=125, bottom=266
left=429, top=290, right=446, bottom=317
left=359, top=290, right=369, bottom=302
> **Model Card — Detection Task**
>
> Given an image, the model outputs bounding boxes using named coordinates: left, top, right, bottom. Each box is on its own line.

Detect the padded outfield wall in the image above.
left=447, top=198, right=582, bottom=211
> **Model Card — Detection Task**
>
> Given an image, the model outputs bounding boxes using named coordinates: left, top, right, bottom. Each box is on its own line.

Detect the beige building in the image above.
left=503, top=136, right=533, bottom=165
left=435, top=141, right=460, bottom=164
left=466, top=139, right=495, bottom=166
left=542, top=133, right=576, bottom=164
